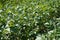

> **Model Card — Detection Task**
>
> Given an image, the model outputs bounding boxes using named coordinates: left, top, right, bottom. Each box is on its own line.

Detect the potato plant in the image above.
left=0, top=0, right=60, bottom=40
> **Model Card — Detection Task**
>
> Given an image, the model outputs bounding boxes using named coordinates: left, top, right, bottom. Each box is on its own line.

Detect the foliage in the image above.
left=0, top=0, right=60, bottom=40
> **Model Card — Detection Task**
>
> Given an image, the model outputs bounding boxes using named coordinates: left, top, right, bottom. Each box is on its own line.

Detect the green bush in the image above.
left=0, top=0, right=60, bottom=40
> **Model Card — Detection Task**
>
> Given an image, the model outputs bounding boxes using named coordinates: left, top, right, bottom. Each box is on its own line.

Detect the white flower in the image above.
left=5, top=28, right=10, bottom=33
left=0, top=10, right=3, bottom=13
left=16, top=24, right=19, bottom=26
left=48, top=30, right=54, bottom=35
left=35, top=35, right=42, bottom=40
left=0, top=30, right=1, bottom=32
left=24, top=17, right=27, bottom=19
left=44, top=22, right=49, bottom=25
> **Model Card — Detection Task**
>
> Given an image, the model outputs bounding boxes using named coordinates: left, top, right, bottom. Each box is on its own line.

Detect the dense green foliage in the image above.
left=0, top=0, right=60, bottom=40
